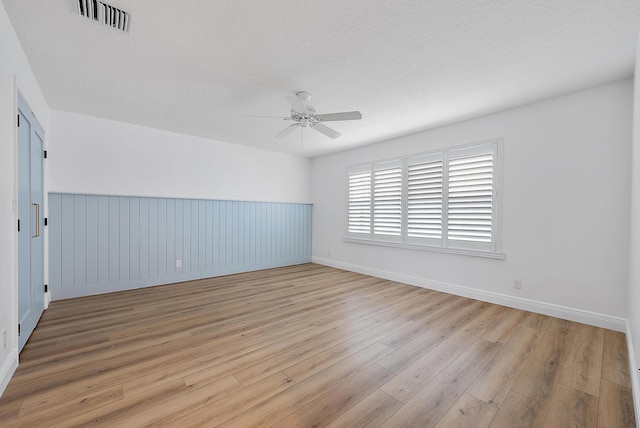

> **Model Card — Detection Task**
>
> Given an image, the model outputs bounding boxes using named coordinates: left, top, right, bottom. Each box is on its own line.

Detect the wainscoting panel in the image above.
left=48, top=193, right=312, bottom=300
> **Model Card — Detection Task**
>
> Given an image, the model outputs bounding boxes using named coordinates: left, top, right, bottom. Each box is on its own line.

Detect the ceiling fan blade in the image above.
left=287, top=95, right=308, bottom=114
left=275, top=124, right=299, bottom=138
left=242, top=115, right=291, bottom=120
left=311, top=122, right=341, bottom=139
left=315, top=111, right=362, bottom=122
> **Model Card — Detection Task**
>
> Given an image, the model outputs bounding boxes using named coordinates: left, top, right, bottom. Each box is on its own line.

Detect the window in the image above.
left=346, top=139, right=502, bottom=258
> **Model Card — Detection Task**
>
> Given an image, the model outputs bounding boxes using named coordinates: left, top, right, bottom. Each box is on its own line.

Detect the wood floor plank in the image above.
left=468, top=326, right=541, bottom=407
left=511, top=319, right=575, bottom=402
left=541, top=384, right=597, bottom=428
left=143, top=372, right=294, bottom=428
left=325, top=390, right=402, bottom=428
left=380, top=304, right=505, bottom=403
left=0, top=399, right=21, bottom=421
left=381, top=339, right=499, bottom=428
left=274, top=363, right=394, bottom=428
left=17, top=329, right=187, bottom=372
left=233, top=317, right=387, bottom=386
left=597, top=379, right=636, bottom=428
left=215, top=342, right=394, bottom=428
left=5, top=385, right=124, bottom=428
left=556, top=323, right=603, bottom=396
left=17, top=337, right=201, bottom=403
left=481, top=308, right=531, bottom=344
left=0, top=264, right=633, bottom=427
left=522, top=312, right=554, bottom=332
left=377, top=299, right=487, bottom=374
left=488, top=391, right=547, bottom=428
left=50, top=379, right=187, bottom=427
left=122, top=318, right=341, bottom=396
left=602, top=330, right=632, bottom=388
left=433, top=392, right=498, bottom=428
left=113, top=374, right=244, bottom=427
left=395, top=292, right=452, bottom=322
left=378, top=294, right=463, bottom=349
left=13, top=330, right=193, bottom=384
left=283, top=317, right=414, bottom=383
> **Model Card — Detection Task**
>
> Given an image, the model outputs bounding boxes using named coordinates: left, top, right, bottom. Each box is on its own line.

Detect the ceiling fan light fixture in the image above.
left=244, top=91, right=362, bottom=139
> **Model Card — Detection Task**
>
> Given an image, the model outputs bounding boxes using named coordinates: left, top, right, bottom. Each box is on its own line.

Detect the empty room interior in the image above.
left=2, top=0, right=640, bottom=426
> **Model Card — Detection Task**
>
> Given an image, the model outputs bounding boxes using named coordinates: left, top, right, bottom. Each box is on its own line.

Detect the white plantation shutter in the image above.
left=345, top=139, right=501, bottom=257
left=407, top=154, right=443, bottom=243
left=446, top=144, right=497, bottom=250
left=373, top=161, right=403, bottom=239
left=347, top=166, right=372, bottom=236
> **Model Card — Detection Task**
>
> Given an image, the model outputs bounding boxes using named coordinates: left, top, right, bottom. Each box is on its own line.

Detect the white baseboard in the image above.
left=625, top=321, right=640, bottom=427
left=312, top=257, right=627, bottom=332
left=0, top=349, right=18, bottom=399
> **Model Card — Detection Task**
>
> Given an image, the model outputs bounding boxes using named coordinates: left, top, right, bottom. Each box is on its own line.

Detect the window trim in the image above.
left=343, top=236, right=505, bottom=259
left=345, top=138, right=504, bottom=259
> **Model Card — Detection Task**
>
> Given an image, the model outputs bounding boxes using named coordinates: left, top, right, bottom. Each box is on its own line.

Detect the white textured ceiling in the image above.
left=3, top=1, right=640, bottom=158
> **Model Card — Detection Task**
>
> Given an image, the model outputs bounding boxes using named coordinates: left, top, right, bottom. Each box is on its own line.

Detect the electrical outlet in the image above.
left=176, top=259, right=182, bottom=268
left=2, top=330, right=6, bottom=350
left=513, top=278, right=522, bottom=289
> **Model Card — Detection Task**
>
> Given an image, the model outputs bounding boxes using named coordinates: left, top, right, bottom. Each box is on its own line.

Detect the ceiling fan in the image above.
left=245, top=92, right=363, bottom=139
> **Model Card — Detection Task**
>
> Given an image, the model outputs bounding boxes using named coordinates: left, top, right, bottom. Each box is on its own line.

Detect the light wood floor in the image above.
left=0, top=263, right=635, bottom=427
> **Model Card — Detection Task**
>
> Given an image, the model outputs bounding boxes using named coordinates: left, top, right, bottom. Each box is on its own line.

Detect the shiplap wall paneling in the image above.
left=48, top=193, right=312, bottom=300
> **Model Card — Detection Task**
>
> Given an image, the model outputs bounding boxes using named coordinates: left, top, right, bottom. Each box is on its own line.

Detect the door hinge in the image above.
left=44, top=217, right=48, bottom=226
left=18, top=324, right=21, bottom=337
left=17, top=114, right=20, bottom=127
left=43, top=150, right=47, bottom=159
left=44, top=284, right=48, bottom=293
left=17, top=219, right=20, bottom=232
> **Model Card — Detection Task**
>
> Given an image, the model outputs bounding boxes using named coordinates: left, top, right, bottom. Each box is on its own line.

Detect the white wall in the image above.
left=312, top=80, right=632, bottom=327
left=0, top=3, right=49, bottom=396
left=628, top=30, right=640, bottom=418
left=49, top=109, right=312, bottom=204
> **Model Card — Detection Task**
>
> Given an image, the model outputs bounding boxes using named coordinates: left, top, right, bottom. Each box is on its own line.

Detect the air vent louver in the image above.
left=77, top=0, right=131, bottom=32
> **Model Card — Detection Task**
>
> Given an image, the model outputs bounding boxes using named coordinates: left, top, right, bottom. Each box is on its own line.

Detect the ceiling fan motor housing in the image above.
left=296, top=91, right=312, bottom=103
left=291, top=105, right=317, bottom=127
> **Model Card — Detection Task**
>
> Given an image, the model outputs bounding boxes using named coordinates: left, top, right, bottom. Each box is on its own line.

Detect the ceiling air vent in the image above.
left=77, top=0, right=131, bottom=33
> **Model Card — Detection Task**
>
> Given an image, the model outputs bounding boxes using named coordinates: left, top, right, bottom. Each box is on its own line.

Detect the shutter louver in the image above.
left=348, top=169, right=371, bottom=234
left=447, top=153, right=494, bottom=243
left=407, top=158, right=443, bottom=239
left=374, top=164, right=402, bottom=237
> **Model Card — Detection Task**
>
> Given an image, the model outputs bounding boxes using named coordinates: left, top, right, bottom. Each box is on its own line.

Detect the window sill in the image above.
left=343, top=237, right=505, bottom=260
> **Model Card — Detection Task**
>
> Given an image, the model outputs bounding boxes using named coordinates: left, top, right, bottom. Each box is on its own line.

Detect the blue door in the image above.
left=17, top=94, right=45, bottom=352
